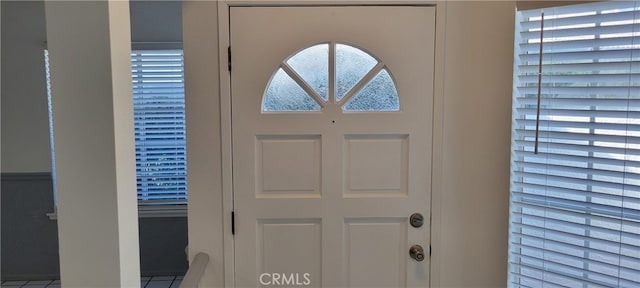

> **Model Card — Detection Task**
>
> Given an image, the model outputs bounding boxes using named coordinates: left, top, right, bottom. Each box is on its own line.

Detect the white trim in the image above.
left=217, top=2, right=235, bottom=287
left=429, top=2, right=447, bottom=287
left=224, top=0, right=438, bottom=6
left=183, top=1, right=225, bottom=287
left=130, top=1, right=182, bottom=7
left=131, top=41, right=182, bottom=50
left=218, top=2, right=446, bottom=287
left=138, top=205, right=188, bottom=218
left=49, top=42, right=183, bottom=51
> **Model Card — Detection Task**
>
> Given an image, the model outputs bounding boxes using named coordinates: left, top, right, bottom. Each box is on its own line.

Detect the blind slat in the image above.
left=515, top=129, right=640, bottom=144
left=520, top=48, right=640, bottom=63
left=516, top=118, right=640, bottom=132
left=519, top=73, right=640, bottom=83
left=513, top=182, right=640, bottom=205
left=520, top=23, right=640, bottom=42
left=513, top=170, right=640, bottom=193
left=518, top=60, right=640, bottom=73
left=516, top=108, right=640, bottom=119
left=514, top=160, right=640, bottom=182
left=515, top=98, right=640, bottom=107
left=515, top=139, right=640, bottom=156
left=513, top=150, right=640, bottom=168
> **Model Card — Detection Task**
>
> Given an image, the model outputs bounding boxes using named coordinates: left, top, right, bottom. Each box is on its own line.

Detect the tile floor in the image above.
left=0, top=276, right=183, bottom=288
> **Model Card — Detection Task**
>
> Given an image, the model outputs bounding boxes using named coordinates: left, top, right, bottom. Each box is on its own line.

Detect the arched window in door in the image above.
left=263, top=43, right=400, bottom=112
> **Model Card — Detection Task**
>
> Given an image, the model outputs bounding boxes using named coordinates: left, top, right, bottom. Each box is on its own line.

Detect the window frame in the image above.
left=46, top=42, right=188, bottom=219
left=508, top=2, right=640, bottom=287
left=131, top=42, right=188, bottom=207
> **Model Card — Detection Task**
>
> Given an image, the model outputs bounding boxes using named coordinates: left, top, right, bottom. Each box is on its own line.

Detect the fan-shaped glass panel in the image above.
left=343, top=69, right=399, bottom=111
left=335, top=44, right=378, bottom=101
left=263, top=68, right=321, bottom=111
left=262, top=43, right=399, bottom=112
left=286, top=44, right=329, bottom=101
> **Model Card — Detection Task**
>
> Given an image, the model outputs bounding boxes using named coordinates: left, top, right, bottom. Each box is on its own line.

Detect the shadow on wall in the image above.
left=1, top=173, right=188, bottom=280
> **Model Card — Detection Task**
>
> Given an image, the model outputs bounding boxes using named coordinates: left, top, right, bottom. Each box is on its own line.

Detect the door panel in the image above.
left=344, top=218, right=408, bottom=287
left=257, top=219, right=322, bottom=286
left=344, top=135, right=408, bottom=197
left=256, top=135, right=322, bottom=198
left=231, top=6, right=435, bottom=287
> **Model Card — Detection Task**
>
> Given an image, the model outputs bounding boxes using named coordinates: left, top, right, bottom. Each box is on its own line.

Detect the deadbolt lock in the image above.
left=410, top=213, right=424, bottom=228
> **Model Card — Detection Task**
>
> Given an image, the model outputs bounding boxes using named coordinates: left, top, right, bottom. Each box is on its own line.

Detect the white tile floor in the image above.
left=1, top=276, right=183, bottom=288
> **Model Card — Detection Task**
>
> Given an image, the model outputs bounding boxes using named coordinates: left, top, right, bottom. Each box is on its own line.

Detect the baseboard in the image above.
left=2, top=270, right=188, bottom=281
left=1, top=273, right=60, bottom=281
left=142, top=269, right=188, bottom=277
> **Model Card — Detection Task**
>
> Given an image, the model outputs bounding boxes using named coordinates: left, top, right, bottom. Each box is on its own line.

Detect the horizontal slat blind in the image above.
left=509, top=2, right=640, bottom=287
left=131, top=49, right=187, bottom=204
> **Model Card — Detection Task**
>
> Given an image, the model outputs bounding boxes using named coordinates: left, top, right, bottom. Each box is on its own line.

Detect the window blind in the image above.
left=131, top=49, right=187, bottom=204
left=509, top=1, right=640, bottom=287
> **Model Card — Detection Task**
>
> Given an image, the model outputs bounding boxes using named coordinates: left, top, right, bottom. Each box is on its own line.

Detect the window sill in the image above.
left=47, top=204, right=187, bottom=220
left=139, top=205, right=188, bottom=218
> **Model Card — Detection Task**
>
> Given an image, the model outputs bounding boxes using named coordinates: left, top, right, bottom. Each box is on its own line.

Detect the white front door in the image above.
left=230, top=6, right=435, bottom=287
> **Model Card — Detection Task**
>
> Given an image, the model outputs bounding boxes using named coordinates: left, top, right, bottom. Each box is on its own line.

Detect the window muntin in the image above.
left=263, top=42, right=399, bottom=112
left=509, top=2, right=640, bottom=287
left=263, top=68, right=322, bottom=112
left=343, top=68, right=399, bottom=111
left=286, top=43, right=329, bottom=101
left=335, top=43, right=378, bottom=102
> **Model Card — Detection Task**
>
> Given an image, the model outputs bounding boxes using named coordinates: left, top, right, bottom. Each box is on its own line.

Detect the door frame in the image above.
left=216, top=2, right=447, bottom=287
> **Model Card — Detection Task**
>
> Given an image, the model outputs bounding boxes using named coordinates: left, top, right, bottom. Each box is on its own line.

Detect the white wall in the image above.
left=431, top=1, right=514, bottom=287
left=182, top=2, right=224, bottom=287
left=0, top=0, right=182, bottom=173
left=1, top=1, right=51, bottom=173
left=130, top=1, right=182, bottom=43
